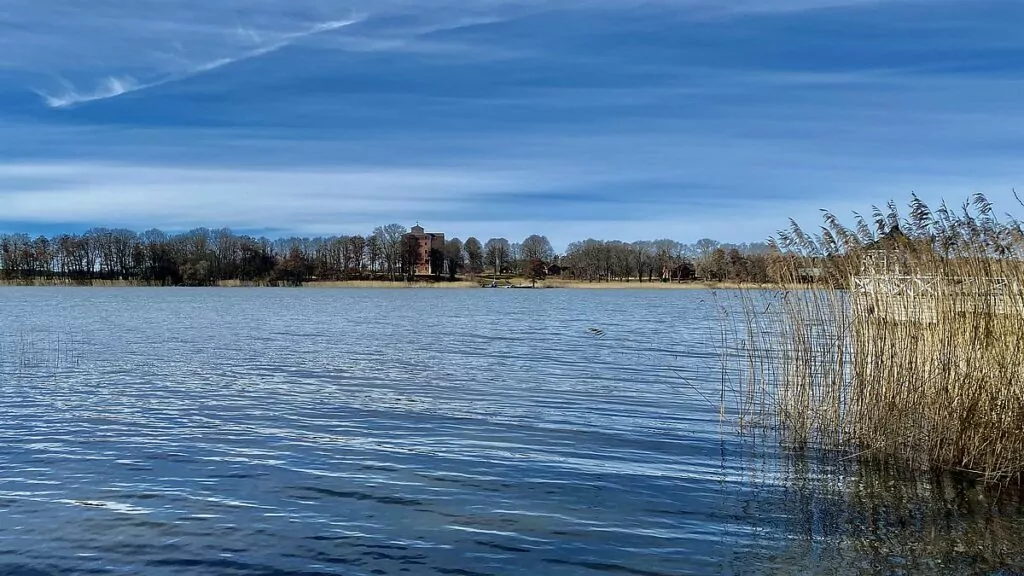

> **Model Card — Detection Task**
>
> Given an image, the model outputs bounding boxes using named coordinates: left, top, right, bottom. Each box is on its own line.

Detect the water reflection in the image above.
left=734, top=446, right=1024, bottom=576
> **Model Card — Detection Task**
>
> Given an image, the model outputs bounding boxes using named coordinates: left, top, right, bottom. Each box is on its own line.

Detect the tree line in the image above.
left=0, top=224, right=775, bottom=286
left=560, top=238, right=774, bottom=283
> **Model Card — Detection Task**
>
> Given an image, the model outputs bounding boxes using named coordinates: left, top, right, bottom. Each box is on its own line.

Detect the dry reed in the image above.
left=725, top=193, right=1024, bottom=481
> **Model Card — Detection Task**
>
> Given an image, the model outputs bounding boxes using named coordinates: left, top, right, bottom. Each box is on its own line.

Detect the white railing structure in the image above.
left=852, top=254, right=1019, bottom=321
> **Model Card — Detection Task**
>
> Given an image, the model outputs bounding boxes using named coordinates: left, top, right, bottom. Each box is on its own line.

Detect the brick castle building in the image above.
left=405, top=224, right=445, bottom=276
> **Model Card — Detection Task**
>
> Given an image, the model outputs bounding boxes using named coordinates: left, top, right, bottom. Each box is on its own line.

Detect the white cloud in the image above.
left=0, top=162, right=522, bottom=234
left=35, top=76, right=141, bottom=108
left=0, top=161, right=752, bottom=245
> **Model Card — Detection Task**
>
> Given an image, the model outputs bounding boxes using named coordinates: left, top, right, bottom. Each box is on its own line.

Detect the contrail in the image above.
left=37, top=18, right=362, bottom=109
left=37, top=76, right=141, bottom=108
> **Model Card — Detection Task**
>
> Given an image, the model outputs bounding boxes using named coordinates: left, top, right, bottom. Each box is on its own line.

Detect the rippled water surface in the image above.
left=2, top=287, right=1024, bottom=576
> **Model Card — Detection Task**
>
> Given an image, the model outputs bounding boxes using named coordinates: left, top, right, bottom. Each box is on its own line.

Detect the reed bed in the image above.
left=727, top=194, right=1024, bottom=481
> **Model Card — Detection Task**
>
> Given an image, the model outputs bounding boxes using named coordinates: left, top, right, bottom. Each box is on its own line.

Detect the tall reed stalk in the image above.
left=730, top=194, right=1024, bottom=481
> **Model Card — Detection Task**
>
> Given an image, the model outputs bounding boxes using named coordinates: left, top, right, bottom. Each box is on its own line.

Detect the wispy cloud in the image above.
left=10, top=0, right=934, bottom=110
left=0, top=162, right=520, bottom=234
left=35, top=18, right=361, bottom=108
left=35, top=77, right=141, bottom=108
left=0, top=161, right=765, bottom=244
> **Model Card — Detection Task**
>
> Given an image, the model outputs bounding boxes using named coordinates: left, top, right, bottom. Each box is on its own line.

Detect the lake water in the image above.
left=2, top=287, right=1023, bottom=576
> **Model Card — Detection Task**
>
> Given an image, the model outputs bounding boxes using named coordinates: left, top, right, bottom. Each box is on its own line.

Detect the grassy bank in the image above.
left=0, top=279, right=159, bottom=287
left=0, top=277, right=798, bottom=290
left=729, top=194, right=1024, bottom=482
left=538, top=279, right=803, bottom=290
left=0, top=278, right=480, bottom=288
left=475, top=276, right=812, bottom=289
left=300, top=280, right=480, bottom=289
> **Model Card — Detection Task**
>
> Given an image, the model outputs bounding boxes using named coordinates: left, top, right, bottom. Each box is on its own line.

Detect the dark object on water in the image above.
left=587, top=327, right=606, bottom=338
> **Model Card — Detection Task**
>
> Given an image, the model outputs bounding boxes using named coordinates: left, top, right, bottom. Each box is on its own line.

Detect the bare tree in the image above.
left=520, top=234, right=554, bottom=262
left=694, top=238, right=721, bottom=280
left=508, top=242, right=523, bottom=276
left=484, top=238, right=511, bottom=277
left=445, top=238, right=464, bottom=280
left=464, top=237, right=484, bottom=276
left=365, top=234, right=383, bottom=276
left=401, top=234, right=421, bottom=281
left=347, top=235, right=367, bottom=277
left=372, top=224, right=407, bottom=280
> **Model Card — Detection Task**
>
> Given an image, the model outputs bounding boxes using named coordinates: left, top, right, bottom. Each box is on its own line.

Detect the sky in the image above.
left=2, top=0, right=1024, bottom=250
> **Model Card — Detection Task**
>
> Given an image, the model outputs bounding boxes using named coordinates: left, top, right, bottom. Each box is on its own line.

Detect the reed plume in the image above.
left=730, top=193, right=1024, bottom=481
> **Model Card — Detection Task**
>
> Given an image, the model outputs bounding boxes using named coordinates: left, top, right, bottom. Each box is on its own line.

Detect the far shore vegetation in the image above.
left=0, top=224, right=781, bottom=287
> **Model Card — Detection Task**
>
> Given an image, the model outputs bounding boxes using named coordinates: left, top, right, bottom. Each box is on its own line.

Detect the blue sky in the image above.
left=2, top=0, right=1024, bottom=249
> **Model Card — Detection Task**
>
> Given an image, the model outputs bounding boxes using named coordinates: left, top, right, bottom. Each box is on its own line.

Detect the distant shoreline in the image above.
left=0, top=278, right=792, bottom=290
